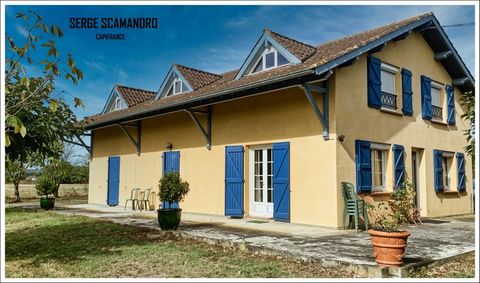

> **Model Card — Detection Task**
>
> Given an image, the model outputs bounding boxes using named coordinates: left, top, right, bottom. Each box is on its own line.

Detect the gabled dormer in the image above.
left=156, top=64, right=222, bottom=99
left=235, top=29, right=317, bottom=80
left=102, top=85, right=155, bottom=114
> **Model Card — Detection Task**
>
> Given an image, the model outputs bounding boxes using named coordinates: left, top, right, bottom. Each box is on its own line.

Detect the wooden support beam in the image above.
left=185, top=106, right=212, bottom=150
left=452, top=77, right=469, bottom=86
left=338, top=56, right=359, bottom=68
left=434, top=50, right=452, bottom=60
left=301, top=82, right=329, bottom=140
left=117, top=122, right=141, bottom=155
left=368, top=42, right=387, bottom=54
left=393, top=31, right=411, bottom=41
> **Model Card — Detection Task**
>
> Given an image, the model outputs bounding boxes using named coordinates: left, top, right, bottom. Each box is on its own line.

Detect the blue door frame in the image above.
left=107, top=156, right=120, bottom=206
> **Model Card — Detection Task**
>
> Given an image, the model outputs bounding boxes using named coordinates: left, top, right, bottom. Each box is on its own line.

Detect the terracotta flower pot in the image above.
left=368, top=229, right=411, bottom=266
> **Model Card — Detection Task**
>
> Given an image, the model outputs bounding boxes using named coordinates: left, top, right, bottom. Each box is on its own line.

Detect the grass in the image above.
left=5, top=208, right=358, bottom=278
left=409, top=252, right=475, bottom=278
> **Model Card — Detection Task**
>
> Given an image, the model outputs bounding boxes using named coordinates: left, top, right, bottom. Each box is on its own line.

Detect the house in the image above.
left=84, top=12, right=474, bottom=228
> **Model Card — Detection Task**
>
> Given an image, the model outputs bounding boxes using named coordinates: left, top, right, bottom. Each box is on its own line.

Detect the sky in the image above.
left=4, top=4, right=476, bottom=161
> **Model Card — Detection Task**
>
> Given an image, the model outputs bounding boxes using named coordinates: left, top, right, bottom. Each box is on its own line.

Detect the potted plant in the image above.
left=157, top=172, right=190, bottom=230
left=36, top=175, right=56, bottom=210
left=366, top=180, right=416, bottom=266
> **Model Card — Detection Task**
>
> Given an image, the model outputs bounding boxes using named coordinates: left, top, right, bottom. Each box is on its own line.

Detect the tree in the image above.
left=43, top=159, right=74, bottom=198
left=459, top=91, right=475, bottom=172
left=5, top=159, right=27, bottom=202
left=5, top=10, right=85, bottom=177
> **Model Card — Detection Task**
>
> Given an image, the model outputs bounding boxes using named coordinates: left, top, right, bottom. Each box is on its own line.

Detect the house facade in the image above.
left=85, top=13, right=474, bottom=228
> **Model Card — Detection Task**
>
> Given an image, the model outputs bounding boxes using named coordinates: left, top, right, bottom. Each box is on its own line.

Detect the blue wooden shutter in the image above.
left=446, top=85, right=455, bottom=125
left=401, top=68, right=413, bottom=116
left=456, top=153, right=466, bottom=192
left=107, top=156, right=120, bottom=206
left=421, top=75, right=432, bottom=120
left=162, top=151, right=180, bottom=208
left=367, top=55, right=382, bottom=109
left=355, top=140, right=372, bottom=193
left=393, top=144, right=405, bottom=189
left=433, top=150, right=443, bottom=192
left=225, top=146, right=244, bottom=217
left=273, top=142, right=290, bottom=222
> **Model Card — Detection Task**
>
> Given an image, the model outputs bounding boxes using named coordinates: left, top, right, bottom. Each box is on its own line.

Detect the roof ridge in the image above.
left=266, top=28, right=317, bottom=50
left=315, top=12, right=433, bottom=49
left=174, top=64, right=223, bottom=78
left=116, top=84, right=156, bottom=94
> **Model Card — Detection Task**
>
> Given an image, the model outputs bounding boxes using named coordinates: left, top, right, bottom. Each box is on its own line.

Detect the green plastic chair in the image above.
left=341, top=182, right=369, bottom=231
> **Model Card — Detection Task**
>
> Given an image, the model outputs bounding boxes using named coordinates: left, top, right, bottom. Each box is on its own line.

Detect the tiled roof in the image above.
left=85, top=13, right=436, bottom=128
left=116, top=85, right=155, bottom=107
left=265, top=29, right=317, bottom=61
left=175, top=64, right=223, bottom=90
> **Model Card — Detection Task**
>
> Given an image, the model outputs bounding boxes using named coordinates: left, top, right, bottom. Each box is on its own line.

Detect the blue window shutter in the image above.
left=367, top=56, right=382, bottom=109
left=456, top=153, right=466, bottom=191
left=393, top=145, right=405, bottom=189
left=107, top=156, right=120, bottom=206
left=446, top=85, right=455, bottom=125
left=401, top=69, right=413, bottom=116
left=421, top=75, right=432, bottom=120
left=162, top=151, right=180, bottom=208
left=433, top=150, right=443, bottom=192
left=273, top=142, right=290, bottom=222
left=355, top=140, right=372, bottom=193
left=225, top=146, right=244, bottom=217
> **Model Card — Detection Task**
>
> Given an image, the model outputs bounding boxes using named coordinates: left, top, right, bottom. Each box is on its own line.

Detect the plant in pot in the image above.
left=366, top=180, right=416, bottom=267
left=157, top=172, right=190, bottom=230
left=36, top=175, right=56, bottom=210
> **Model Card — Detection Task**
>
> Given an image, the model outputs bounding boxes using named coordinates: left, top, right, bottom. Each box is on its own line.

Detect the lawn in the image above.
left=5, top=207, right=358, bottom=278
left=409, top=252, right=475, bottom=278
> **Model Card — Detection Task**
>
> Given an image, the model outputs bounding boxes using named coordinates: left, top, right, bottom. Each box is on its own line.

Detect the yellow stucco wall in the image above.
left=334, top=31, right=472, bottom=226
left=89, top=30, right=472, bottom=228
left=89, top=86, right=339, bottom=227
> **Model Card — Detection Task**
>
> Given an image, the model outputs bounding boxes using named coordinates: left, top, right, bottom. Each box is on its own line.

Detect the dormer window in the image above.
left=251, top=46, right=290, bottom=74
left=111, top=95, right=125, bottom=111
left=167, top=77, right=188, bottom=97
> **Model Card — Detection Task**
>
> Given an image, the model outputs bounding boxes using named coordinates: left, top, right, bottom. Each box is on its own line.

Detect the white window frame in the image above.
left=249, top=145, right=274, bottom=218
left=371, top=143, right=389, bottom=192
left=380, top=63, right=399, bottom=95
left=250, top=46, right=290, bottom=75
left=167, top=77, right=185, bottom=97
left=431, top=81, right=443, bottom=107
left=442, top=152, right=454, bottom=191
left=111, top=96, right=124, bottom=111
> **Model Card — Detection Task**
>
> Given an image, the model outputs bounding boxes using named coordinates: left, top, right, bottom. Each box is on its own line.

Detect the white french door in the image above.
left=249, top=147, right=274, bottom=218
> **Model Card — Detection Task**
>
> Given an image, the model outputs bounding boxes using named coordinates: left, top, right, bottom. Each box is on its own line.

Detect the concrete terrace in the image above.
left=8, top=202, right=476, bottom=278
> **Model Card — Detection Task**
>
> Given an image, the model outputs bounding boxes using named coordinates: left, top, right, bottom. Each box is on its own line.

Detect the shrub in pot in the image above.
left=366, top=180, right=416, bottom=266
left=157, top=172, right=190, bottom=230
left=36, top=175, right=56, bottom=210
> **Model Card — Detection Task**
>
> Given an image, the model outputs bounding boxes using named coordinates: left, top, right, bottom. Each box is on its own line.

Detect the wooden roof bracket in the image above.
left=185, top=106, right=212, bottom=150
left=300, top=77, right=330, bottom=140
left=116, top=120, right=141, bottom=155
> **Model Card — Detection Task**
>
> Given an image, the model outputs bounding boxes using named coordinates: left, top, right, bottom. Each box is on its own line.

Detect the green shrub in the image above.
left=35, top=175, right=56, bottom=197
left=158, top=172, right=190, bottom=204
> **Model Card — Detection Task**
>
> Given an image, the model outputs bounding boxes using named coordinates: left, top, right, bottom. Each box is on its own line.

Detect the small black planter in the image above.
left=157, top=208, right=182, bottom=230
left=40, top=197, right=55, bottom=210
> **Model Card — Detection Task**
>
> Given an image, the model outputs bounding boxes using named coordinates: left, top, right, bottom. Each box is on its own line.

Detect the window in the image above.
left=251, top=46, right=291, bottom=74
left=442, top=154, right=453, bottom=191
left=431, top=81, right=443, bottom=120
left=111, top=96, right=125, bottom=111
left=380, top=63, right=399, bottom=110
left=371, top=148, right=386, bottom=191
left=167, top=77, right=187, bottom=97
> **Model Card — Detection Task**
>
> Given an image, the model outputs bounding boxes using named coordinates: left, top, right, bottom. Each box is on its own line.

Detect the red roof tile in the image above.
left=116, top=85, right=155, bottom=107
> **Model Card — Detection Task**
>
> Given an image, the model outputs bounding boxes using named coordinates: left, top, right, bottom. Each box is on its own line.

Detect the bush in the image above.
left=35, top=175, right=56, bottom=197
left=366, top=180, right=416, bottom=232
left=158, top=172, right=190, bottom=204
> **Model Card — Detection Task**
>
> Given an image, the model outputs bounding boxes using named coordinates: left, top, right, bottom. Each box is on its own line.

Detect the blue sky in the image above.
left=5, top=4, right=476, bottom=160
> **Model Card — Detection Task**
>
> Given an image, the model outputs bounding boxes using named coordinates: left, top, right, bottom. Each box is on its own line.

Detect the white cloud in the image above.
left=15, top=24, right=28, bottom=38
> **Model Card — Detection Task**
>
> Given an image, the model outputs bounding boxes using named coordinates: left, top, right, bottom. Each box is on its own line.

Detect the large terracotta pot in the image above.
left=368, top=229, right=411, bottom=266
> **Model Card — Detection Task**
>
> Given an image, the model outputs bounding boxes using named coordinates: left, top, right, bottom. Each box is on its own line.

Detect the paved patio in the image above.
left=8, top=202, right=476, bottom=277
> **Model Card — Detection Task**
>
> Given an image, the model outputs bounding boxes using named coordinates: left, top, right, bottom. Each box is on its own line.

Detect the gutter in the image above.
left=86, top=68, right=317, bottom=130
